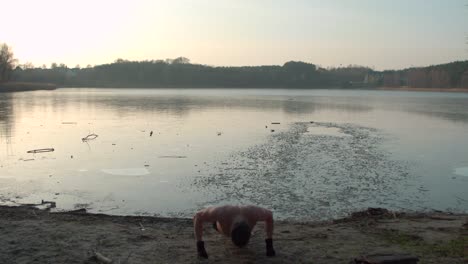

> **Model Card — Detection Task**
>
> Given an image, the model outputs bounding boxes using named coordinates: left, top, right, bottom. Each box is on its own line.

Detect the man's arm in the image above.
left=250, top=206, right=274, bottom=238
left=263, top=210, right=275, bottom=256
left=264, top=210, right=274, bottom=239
left=193, top=207, right=218, bottom=258
left=251, top=206, right=276, bottom=257
left=193, top=211, right=205, bottom=242
left=193, top=207, right=218, bottom=240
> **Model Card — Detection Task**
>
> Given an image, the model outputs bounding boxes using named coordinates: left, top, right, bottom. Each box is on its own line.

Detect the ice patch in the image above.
left=101, top=168, right=150, bottom=176
left=193, top=122, right=415, bottom=220
left=305, top=126, right=348, bottom=137
left=454, top=167, right=468, bottom=177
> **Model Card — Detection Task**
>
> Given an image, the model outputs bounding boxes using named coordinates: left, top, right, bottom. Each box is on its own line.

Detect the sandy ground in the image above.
left=0, top=206, right=466, bottom=264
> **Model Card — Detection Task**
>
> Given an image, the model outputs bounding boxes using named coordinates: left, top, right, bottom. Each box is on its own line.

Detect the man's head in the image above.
left=231, top=221, right=251, bottom=247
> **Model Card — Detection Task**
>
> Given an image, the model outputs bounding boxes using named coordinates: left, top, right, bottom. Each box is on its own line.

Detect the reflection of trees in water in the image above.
left=3, top=91, right=468, bottom=139
left=409, top=109, right=468, bottom=123
left=15, top=91, right=466, bottom=123
left=88, top=95, right=373, bottom=117
left=103, top=97, right=195, bottom=117
left=390, top=97, right=468, bottom=123
left=0, top=94, right=14, bottom=155
left=0, top=94, right=13, bottom=132
left=280, top=98, right=372, bottom=114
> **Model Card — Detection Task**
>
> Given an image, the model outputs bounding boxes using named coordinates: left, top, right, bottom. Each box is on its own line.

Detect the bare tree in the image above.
left=0, top=43, right=17, bottom=82
left=22, top=62, right=35, bottom=70
left=173, top=57, right=190, bottom=64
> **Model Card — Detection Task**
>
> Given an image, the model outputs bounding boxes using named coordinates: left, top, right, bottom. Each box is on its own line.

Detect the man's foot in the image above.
left=265, top=238, right=276, bottom=257
left=197, top=241, right=208, bottom=259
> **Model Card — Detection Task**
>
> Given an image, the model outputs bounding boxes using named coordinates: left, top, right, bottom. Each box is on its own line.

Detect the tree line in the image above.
left=2, top=43, right=468, bottom=89
left=10, top=58, right=372, bottom=88
left=379, top=61, right=468, bottom=88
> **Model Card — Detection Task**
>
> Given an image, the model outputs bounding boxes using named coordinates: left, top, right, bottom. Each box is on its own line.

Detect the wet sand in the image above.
left=1, top=206, right=466, bottom=263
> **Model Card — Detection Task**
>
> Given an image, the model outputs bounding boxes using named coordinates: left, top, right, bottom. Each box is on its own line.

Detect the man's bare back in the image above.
left=193, top=205, right=275, bottom=258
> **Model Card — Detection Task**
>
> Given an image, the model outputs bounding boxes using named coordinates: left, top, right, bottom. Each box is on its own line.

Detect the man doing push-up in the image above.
left=193, top=205, right=276, bottom=258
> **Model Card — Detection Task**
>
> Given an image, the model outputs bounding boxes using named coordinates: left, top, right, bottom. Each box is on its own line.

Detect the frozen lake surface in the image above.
left=1, top=88, right=467, bottom=220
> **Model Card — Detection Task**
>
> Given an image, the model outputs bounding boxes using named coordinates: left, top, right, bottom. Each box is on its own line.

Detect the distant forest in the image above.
left=9, top=57, right=468, bottom=89
left=377, top=61, right=468, bottom=88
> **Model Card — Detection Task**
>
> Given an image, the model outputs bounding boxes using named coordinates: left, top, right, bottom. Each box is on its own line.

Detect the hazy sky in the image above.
left=1, top=0, right=467, bottom=70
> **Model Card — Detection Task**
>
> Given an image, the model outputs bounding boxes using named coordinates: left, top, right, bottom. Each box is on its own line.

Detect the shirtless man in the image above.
left=193, top=205, right=276, bottom=258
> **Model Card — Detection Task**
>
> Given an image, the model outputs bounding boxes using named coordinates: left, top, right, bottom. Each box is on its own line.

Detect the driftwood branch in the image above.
left=82, top=134, right=99, bottom=142
left=41, top=200, right=56, bottom=208
left=93, top=251, right=113, bottom=264
left=27, top=148, right=54, bottom=153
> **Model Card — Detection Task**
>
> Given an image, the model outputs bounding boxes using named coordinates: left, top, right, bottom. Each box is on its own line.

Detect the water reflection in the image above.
left=381, top=96, right=468, bottom=123
left=22, top=89, right=468, bottom=123
left=2, top=89, right=468, bottom=163
left=0, top=94, right=14, bottom=155
left=11, top=89, right=373, bottom=117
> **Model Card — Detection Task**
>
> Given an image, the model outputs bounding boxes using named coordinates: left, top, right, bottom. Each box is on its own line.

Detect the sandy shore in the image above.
left=377, top=87, right=468, bottom=93
left=0, top=206, right=466, bottom=263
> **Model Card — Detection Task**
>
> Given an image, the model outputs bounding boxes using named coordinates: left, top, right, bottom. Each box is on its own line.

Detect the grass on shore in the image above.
left=378, top=230, right=467, bottom=259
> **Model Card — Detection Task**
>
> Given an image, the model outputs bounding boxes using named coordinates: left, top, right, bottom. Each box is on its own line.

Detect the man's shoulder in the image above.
left=213, top=204, right=240, bottom=211
left=238, top=205, right=273, bottom=221
left=198, top=204, right=269, bottom=213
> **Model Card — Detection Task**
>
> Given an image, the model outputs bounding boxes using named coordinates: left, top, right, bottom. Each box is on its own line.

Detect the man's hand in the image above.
left=197, top=241, right=208, bottom=258
left=265, top=238, right=275, bottom=257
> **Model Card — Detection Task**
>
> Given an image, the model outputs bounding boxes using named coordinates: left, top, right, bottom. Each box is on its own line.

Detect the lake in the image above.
left=1, top=88, right=467, bottom=220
